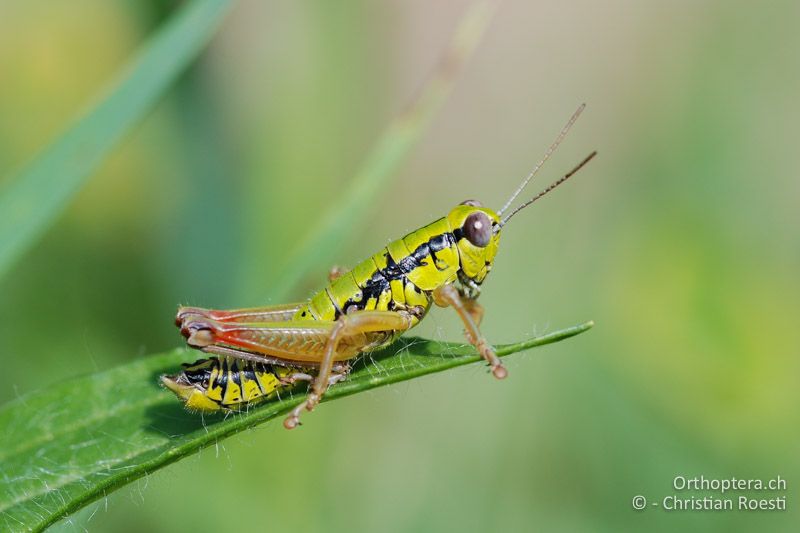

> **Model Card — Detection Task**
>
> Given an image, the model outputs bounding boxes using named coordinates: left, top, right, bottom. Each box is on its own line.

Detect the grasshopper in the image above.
left=163, top=105, right=596, bottom=429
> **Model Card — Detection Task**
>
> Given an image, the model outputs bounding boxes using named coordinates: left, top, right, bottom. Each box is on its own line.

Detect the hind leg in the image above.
left=283, top=310, right=414, bottom=429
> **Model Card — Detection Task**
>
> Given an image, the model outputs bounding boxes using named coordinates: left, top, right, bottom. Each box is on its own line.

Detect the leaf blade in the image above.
left=0, top=321, right=592, bottom=532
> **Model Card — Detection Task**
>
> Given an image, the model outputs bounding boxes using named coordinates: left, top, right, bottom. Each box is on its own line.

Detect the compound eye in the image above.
left=462, top=211, right=492, bottom=248
left=460, top=199, right=483, bottom=207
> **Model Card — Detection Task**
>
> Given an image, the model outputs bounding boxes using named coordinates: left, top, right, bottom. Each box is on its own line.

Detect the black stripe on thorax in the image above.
left=426, top=233, right=454, bottom=271
left=383, top=231, right=456, bottom=281
left=341, top=232, right=455, bottom=315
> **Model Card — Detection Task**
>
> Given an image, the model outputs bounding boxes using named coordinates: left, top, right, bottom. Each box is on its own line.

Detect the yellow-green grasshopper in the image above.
left=162, top=105, right=596, bottom=429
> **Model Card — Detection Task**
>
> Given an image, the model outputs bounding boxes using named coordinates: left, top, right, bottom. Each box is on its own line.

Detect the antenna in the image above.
left=497, top=103, right=586, bottom=216
left=499, top=151, right=597, bottom=227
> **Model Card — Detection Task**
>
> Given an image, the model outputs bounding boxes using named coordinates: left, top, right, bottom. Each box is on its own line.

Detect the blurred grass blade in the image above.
left=0, top=321, right=591, bottom=533
left=0, top=0, right=233, bottom=281
left=264, top=1, right=497, bottom=301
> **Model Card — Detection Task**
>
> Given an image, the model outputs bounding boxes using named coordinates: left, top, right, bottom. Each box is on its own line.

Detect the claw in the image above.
left=491, top=364, right=508, bottom=380
left=284, top=399, right=311, bottom=429
left=305, top=393, right=320, bottom=412
left=283, top=415, right=300, bottom=430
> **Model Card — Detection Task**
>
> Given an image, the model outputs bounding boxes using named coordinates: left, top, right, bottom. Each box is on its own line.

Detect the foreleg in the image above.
left=433, top=283, right=506, bottom=379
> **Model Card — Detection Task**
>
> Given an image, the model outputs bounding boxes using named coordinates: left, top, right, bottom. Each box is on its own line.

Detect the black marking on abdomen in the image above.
left=241, top=364, right=257, bottom=383
left=229, top=359, right=243, bottom=388
left=182, top=361, right=212, bottom=385
left=216, top=358, right=230, bottom=397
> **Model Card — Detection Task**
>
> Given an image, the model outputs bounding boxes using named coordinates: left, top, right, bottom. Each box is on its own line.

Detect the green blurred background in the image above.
left=1, top=1, right=797, bottom=531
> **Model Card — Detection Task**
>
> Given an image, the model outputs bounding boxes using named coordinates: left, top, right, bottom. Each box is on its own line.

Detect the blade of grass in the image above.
left=0, top=0, right=233, bottom=281
left=0, top=321, right=591, bottom=533
left=264, top=1, right=497, bottom=301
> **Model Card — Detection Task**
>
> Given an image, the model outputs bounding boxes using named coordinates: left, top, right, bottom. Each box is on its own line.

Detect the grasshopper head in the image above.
left=447, top=201, right=501, bottom=286
left=160, top=358, right=222, bottom=412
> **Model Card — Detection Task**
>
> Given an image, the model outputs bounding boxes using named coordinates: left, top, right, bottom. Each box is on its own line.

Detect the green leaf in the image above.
left=0, top=321, right=591, bottom=532
left=0, top=0, right=233, bottom=281
left=264, top=1, right=497, bottom=301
